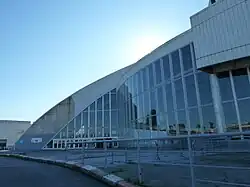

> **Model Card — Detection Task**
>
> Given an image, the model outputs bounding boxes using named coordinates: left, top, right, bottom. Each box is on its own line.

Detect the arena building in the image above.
left=15, top=0, right=250, bottom=150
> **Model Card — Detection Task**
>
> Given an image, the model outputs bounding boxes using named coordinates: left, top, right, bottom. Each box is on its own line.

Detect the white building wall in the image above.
left=72, top=65, right=132, bottom=116
left=0, top=120, right=31, bottom=147
left=191, top=0, right=250, bottom=68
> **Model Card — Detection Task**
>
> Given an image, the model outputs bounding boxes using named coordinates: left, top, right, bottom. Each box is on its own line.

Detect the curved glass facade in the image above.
left=117, top=43, right=217, bottom=138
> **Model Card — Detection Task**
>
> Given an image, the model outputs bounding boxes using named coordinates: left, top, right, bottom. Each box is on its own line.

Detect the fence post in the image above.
left=187, top=136, right=195, bottom=187
left=137, top=137, right=142, bottom=184
left=82, top=142, right=85, bottom=165
left=104, top=141, right=108, bottom=168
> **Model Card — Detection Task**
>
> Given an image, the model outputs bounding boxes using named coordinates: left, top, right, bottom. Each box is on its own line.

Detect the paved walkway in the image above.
left=0, top=157, right=109, bottom=187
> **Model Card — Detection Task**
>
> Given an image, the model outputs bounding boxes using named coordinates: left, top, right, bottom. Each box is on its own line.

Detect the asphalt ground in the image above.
left=0, top=157, right=109, bottom=187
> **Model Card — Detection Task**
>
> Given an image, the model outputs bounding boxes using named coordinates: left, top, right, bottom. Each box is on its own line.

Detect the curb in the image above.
left=0, top=154, right=138, bottom=187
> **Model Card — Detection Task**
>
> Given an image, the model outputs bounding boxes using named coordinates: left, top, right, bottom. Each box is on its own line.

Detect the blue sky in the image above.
left=0, top=0, right=208, bottom=122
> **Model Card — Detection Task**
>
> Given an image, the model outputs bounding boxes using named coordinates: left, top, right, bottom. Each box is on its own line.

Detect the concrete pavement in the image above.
left=0, top=157, right=109, bottom=187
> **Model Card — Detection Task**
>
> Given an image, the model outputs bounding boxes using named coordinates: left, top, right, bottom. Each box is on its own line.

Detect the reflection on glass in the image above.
left=178, top=110, right=187, bottom=135
left=138, top=70, right=143, bottom=94
left=143, top=67, right=149, bottom=91
left=90, top=111, right=95, bottom=137
left=75, top=114, right=81, bottom=137
left=144, top=91, right=150, bottom=116
left=218, top=71, right=233, bottom=101
left=165, top=83, right=174, bottom=112
left=162, top=55, right=170, bottom=81
left=197, top=72, right=213, bottom=105
left=181, top=44, right=193, bottom=71
left=223, top=102, right=238, bottom=132
left=138, top=94, right=144, bottom=119
left=154, top=60, right=162, bottom=84
left=157, top=115, right=166, bottom=131
left=111, top=94, right=117, bottom=109
left=104, top=93, right=110, bottom=110
left=133, top=73, right=138, bottom=96
left=97, top=97, right=102, bottom=110
left=148, top=63, right=155, bottom=89
left=189, top=108, right=200, bottom=134
left=238, top=99, right=250, bottom=132
left=97, top=111, right=102, bottom=127
left=171, top=50, right=181, bottom=77
left=83, top=112, right=88, bottom=137
left=132, top=96, right=138, bottom=121
left=68, top=121, right=74, bottom=138
left=232, top=68, right=250, bottom=99
left=157, top=86, right=165, bottom=113
left=202, top=105, right=216, bottom=133
left=168, top=111, right=176, bottom=135
left=185, top=75, right=197, bottom=107
left=175, top=79, right=185, bottom=109
left=151, top=112, right=157, bottom=130
left=90, top=102, right=95, bottom=111
left=150, top=90, right=157, bottom=112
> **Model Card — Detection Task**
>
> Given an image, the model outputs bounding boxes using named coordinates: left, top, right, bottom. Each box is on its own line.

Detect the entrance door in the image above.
left=0, top=139, right=7, bottom=150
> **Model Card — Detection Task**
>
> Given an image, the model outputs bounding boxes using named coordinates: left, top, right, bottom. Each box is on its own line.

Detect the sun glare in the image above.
left=132, top=35, right=164, bottom=61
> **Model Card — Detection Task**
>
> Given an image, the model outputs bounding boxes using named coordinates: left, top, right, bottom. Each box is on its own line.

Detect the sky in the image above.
left=0, top=0, right=208, bottom=122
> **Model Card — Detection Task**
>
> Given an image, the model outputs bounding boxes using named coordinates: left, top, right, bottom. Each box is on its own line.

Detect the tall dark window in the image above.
left=197, top=72, right=213, bottom=105
left=232, top=68, right=250, bottom=99
left=154, top=60, right=162, bottom=84
left=185, top=75, right=197, bottom=107
left=157, top=86, right=165, bottom=113
left=223, top=102, right=238, bottom=132
left=175, top=79, right=185, bottom=109
left=148, top=64, right=155, bottom=89
left=97, top=97, right=102, bottom=111
left=218, top=71, right=233, bottom=101
left=143, top=67, right=149, bottom=91
left=104, top=93, right=110, bottom=110
left=162, top=55, right=171, bottom=81
left=202, top=105, right=216, bottom=133
left=181, top=45, right=193, bottom=71
left=165, top=83, right=174, bottom=112
left=171, top=50, right=181, bottom=77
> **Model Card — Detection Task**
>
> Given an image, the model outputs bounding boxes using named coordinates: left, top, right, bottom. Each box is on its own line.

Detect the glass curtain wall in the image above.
left=117, top=43, right=217, bottom=138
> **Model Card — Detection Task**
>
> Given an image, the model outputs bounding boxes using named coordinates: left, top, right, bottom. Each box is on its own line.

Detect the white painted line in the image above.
left=103, top=174, right=123, bottom=183
left=82, top=165, right=97, bottom=171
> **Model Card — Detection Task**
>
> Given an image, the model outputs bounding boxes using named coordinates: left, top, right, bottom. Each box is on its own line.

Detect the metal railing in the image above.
left=51, top=132, right=250, bottom=186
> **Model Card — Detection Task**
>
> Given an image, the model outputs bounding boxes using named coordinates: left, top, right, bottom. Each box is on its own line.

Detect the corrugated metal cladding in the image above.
left=191, top=0, right=250, bottom=69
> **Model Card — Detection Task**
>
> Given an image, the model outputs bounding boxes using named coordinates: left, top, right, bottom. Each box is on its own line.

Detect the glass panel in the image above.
left=97, top=111, right=102, bottom=127
left=111, top=110, right=118, bottom=131
left=61, top=127, right=67, bottom=138
left=104, top=93, right=110, bottom=110
left=151, top=115, right=157, bottom=130
left=178, top=110, right=187, bottom=135
left=157, top=114, right=166, bottom=131
left=89, top=111, right=95, bottom=137
left=132, top=96, right=138, bottom=121
left=111, top=94, right=117, bottom=109
left=75, top=114, right=81, bottom=138
left=68, top=121, right=74, bottom=138
left=197, top=72, right=213, bottom=105
left=162, top=55, right=170, bottom=81
left=150, top=90, right=157, bottom=112
left=185, top=75, right=197, bottom=107
left=238, top=99, right=250, bottom=132
left=83, top=112, right=88, bottom=138
left=168, top=111, right=176, bottom=135
left=218, top=71, right=233, bottom=102
left=165, top=83, right=174, bottom=112
left=157, top=86, right=165, bottom=113
left=175, top=79, right=185, bottom=109
left=232, top=68, right=250, bottom=99
left=189, top=108, right=200, bottom=134
left=202, top=105, right=216, bottom=133
left=133, top=72, right=138, bottom=96
left=171, top=50, right=181, bottom=77
left=223, top=102, right=238, bottom=132
left=111, top=88, right=116, bottom=93
left=154, top=60, right=162, bottom=84
left=97, top=97, right=102, bottom=110
left=90, top=102, right=95, bottom=111
left=144, top=91, right=150, bottom=116
left=181, top=44, right=193, bottom=71
left=148, top=64, right=155, bottom=89
left=138, top=70, right=143, bottom=94
left=138, top=94, right=144, bottom=119
left=143, top=67, right=149, bottom=91
left=128, top=77, right=132, bottom=98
